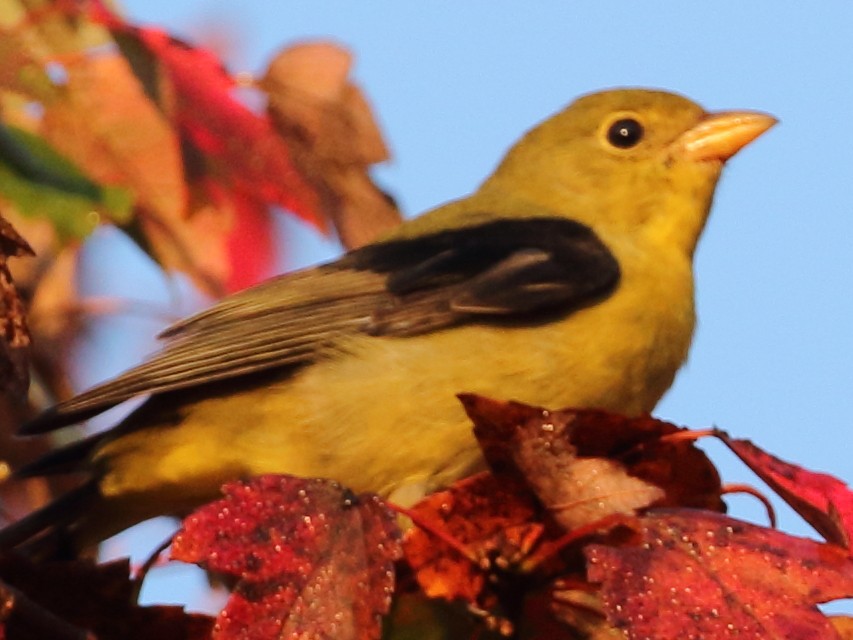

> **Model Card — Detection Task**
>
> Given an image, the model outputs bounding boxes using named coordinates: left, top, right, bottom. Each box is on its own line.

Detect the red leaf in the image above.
left=84, top=0, right=324, bottom=292
left=105, top=18, right=320, bottom=226
left=586, top=510, right=853, bottom=639
left=221, top=190, right=276, bottom=293
left=460, top=395, right=723, bottom=531
left=172, top=475, right=402, bottom=640
left=719, top=433, right=853, bottom=548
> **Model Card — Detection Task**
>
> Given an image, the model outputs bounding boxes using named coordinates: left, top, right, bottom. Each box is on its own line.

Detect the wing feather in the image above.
left=22, top=217, right=619, bottom=434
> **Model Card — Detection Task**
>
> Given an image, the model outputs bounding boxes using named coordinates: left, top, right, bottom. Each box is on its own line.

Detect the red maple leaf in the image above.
left=171, top=475, right=402, bottom=640
left=587, top=509, right=853, bottom=639
left=718, top=432, right=853, bottom=548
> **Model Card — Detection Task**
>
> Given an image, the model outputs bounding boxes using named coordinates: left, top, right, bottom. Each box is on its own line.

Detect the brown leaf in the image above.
left=0, top=211, right=33, bottom=399
left=586, top=510, right=853, bottom=639
left=25, top=244, right=81, bottom=400
left=460, top=395, right=723, bottom=531
left=532, top=584, right=623, bottom=640
left=263, top=41, right=402, bottom=250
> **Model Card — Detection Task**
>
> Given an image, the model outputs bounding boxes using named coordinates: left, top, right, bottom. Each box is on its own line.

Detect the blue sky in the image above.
left=82, top=1, right=853, bottom=613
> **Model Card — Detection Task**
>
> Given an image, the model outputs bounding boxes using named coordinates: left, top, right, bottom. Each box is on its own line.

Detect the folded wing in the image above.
left=22, top=216, right=619, bottom=434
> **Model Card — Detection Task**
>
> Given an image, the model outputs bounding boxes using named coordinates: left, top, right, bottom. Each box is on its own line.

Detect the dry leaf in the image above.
left=263, top=41, right=401, bottom=250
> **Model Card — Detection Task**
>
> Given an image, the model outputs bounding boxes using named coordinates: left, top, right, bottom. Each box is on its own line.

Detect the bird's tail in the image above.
left=0, top=481, right=100, bottom=559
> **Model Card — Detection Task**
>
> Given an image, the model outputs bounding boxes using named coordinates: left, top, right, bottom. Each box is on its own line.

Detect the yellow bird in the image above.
left=2, top=89, right=775, bottom=553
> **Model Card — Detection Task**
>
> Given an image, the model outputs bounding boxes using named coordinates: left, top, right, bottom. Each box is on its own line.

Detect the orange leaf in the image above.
left=40, top=52, right=186, bottom=225
left=402, top=472, right=542, bottom=604
left=99, top=14, right=321, bottom=230
left=832, top=617, right=853, bottom=639
left=89, top=2, right=324, bottom=291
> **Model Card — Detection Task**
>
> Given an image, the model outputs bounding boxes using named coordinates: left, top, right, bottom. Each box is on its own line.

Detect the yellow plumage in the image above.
left=5, top=89, right=775, bottom=551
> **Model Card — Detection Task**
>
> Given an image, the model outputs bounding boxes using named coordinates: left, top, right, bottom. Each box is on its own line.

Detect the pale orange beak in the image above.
left=674, top=110, right=777, bottom=162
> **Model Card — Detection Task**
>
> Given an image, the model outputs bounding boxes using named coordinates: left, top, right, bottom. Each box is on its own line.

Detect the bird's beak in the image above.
left=674, top=111, right=778, bottom=162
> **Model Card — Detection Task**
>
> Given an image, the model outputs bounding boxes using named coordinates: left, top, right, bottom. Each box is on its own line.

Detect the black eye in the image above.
left=606, top=118, right=644, bottom=148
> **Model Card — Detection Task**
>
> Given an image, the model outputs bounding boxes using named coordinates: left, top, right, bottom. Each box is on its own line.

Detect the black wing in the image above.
left=21, top=217, right=619, bottom=434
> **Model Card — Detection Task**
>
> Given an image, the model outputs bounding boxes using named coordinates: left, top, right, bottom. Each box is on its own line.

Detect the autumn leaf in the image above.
left=0, top=554, right=213, bottom=640
left=546, top=582, right=624, bottom=640
left=460, top=395, right=723, bottom=531
left=832, top=616, right=853, bottom=639
left=0, top=121, right=132, bottom=239
left=586, top=509, right=853, bottom=640
left=398, top=397, right=728, bottom=636
left=104, top=20, right=320, bottom=224
left=0, top=211, right=32, bottom=399
left=0, top=26, right=56, bottom=100
left=402, top=472, right=543, bottom=605
left=88, top=1, right=323, bottom=292
left=172, top=475, right=402, bottom=640
left=262, top=41, right=401, bottom=250
left=218, top=187, right=277, bottom=293
left=38, top=50, right=181, bottom=222
left=718, top=432, right=853, bottom=548
left=6, top=3, right=397, bottom=294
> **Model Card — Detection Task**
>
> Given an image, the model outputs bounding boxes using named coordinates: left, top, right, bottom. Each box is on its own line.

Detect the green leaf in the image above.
left=0, top=123, right=132, bottom=239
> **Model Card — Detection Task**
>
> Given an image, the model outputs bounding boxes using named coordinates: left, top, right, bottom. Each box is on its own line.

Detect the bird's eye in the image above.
left=606, top=118, right=644, bottom=149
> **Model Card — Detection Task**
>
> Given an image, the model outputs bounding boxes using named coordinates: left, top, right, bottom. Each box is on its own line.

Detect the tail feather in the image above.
left=0, top=481, right=99, bottom=558
left=13, top=433, right=106, bottom=479
left=17, top=405, right=102, bottom=436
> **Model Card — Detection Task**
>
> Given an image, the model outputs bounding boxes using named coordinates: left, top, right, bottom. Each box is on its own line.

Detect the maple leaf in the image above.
left=719, top=432, right=853, bottom=548
left=460, top=395, right=723, bottom=531
left=0, top=554, right=213, bottom=640
left=402, top=472, right=543, bottom=604
left=86, top=0, right=317, bottom=216
left=586, top=509, right=853, bottom=640
left=171, top=475, right=402, bottom=640
left=400, top=397, right=727, bottom=637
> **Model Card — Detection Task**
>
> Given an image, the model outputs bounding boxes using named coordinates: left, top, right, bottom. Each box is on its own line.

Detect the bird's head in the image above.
left=481, top=88, right=776, bottom=257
